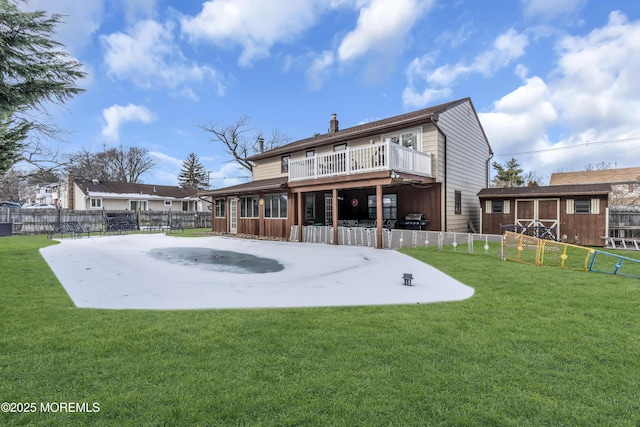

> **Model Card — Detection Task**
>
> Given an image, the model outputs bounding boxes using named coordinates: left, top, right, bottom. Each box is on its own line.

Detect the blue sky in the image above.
left=19, top=0, right=640, bottom=187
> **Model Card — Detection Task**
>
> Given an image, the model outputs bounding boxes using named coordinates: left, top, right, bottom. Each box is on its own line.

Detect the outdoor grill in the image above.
left=397, top=213, right=429, bottom=230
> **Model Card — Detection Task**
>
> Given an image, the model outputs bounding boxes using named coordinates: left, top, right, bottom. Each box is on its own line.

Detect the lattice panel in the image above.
left=502, top=232, right=594, bottom=271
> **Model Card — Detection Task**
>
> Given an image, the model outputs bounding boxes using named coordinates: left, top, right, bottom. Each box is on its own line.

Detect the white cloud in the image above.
left=180, top=0, right=325, bottom=67
left=305, top=51, right=335, bottom=91
left=403, top=28, right=529, bottom=108
left=102, top=19, right=225, bottom=96
left=521, top=0, right=587, bottom=21
left=102, top=104, right=156, bottom=142
left=479, top=76, right=557, bottom=155
left=337, top=0, right=434, bottom=62
left=117, top=0, right=159, bottom=23
left=481, top=11, right=640, bottom=176
left=20, top=0, right=104, bottom=53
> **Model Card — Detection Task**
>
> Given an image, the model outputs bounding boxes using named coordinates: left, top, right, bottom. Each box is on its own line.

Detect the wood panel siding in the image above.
left=212, top=217, right=227, bottom=233
left=330, top=184, right=441, bottom=230
left=559, top=197, right=608, bottom=246
left=480, top=195, right=609, bottom=246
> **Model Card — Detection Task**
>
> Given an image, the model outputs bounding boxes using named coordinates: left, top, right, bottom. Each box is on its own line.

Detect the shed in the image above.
left=477, top=184, right=612, bottom=246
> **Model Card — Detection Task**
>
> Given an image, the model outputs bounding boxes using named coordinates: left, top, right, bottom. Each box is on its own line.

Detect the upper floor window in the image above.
left=306, top=150, right=315, bottom=157
left=333, top=143, right=347, bottom=152
left=281, top=155, right=290, bottom=173
left=381, top=127, right=422, bottom=151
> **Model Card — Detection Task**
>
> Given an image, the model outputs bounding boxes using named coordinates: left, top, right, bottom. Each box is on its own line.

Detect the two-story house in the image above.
left=203, top=98, right=493, bottom=248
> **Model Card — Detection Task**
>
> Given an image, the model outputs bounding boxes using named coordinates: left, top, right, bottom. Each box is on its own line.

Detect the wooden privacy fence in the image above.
left=0, top=208, right=211, bottom=235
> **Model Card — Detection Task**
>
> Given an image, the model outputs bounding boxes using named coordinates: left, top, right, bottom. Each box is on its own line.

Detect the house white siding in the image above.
left=436, top=101, right=491, bottom=232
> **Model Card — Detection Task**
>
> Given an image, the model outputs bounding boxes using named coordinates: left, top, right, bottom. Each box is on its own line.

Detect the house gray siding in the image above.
left=437, top=100, right=492, bottom=232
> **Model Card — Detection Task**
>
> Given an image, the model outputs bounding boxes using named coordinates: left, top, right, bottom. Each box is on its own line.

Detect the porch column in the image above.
left=333, top=188, right=338, bottom=245
left=297, top=192, right=303, bottom=242
left=376, top=184, right=383, bottom=249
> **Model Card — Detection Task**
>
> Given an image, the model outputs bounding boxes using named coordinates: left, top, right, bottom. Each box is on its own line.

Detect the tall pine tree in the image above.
left=0, top=0, right=86, bottom=173
left=492, top=158, right=524, bottom=188
left=178, top=153, right=208, bottom=189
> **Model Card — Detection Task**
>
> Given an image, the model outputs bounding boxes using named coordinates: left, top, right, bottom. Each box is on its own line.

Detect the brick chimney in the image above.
left=329, top=113, right=339, bottom=134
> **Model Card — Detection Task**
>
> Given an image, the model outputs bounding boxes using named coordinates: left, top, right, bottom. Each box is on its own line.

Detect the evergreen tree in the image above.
left=492, top=158, right=524, bottom=187
left=0, top=0, right=86, bottom=173
left=178, top=153, right=208, bottom=189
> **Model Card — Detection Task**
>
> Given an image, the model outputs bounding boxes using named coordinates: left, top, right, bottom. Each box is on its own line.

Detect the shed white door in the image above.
left=229, top=197, right=238, bottom=234
left=515, top=198, right=559, bottom=239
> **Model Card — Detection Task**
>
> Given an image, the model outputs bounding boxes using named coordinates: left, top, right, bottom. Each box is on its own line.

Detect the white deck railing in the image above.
left=288, top=141, right=432, bottom=182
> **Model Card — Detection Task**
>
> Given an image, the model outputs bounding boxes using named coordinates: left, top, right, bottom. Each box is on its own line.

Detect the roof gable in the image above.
left=74, top=178, right=198, bottom=199
left=478, top=183, right=612, bottom=198
left=550, top=167, right=640, bottom=185
left=247, top=98, right=471, bottom=161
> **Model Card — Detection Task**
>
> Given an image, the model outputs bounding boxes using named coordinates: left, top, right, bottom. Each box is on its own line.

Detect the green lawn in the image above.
left=1, top=235, right=639, bottom=426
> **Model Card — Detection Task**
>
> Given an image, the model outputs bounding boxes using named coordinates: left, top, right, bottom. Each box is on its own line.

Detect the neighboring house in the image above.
left=67, top=176, right=201, bottom=211
left=202, top=98, right=493, bottom=247
left=550, top=167, right=640, bottom=207
left=23, top=181, right=65, bottom=207
left=478, top=184, right=611, bottom=246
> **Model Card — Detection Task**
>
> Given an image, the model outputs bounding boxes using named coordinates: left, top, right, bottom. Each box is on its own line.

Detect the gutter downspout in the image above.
left=432, top=116, right=448, bottom=232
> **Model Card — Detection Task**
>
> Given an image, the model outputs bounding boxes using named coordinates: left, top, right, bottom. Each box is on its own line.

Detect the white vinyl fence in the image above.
left=290, top=225, right=503, bottom=253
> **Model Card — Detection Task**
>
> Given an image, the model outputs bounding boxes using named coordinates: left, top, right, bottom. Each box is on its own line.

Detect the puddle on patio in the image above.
left=148, top=247, right=284, bottom=274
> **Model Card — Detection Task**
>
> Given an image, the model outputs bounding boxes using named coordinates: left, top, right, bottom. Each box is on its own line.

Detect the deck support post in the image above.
left=333, top=188, right=339, bottom=245
left=376, top=184, right=383, bottom=249
left=297, top=192, right=303, bottom=242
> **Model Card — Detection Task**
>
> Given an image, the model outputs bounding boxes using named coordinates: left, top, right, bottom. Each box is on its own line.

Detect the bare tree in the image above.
left=584, top=162, right=612, bottom=171
left=65, top=146, right=157, bottom=183
left=523, top=170, right=547, bottom=187
left=200, top=116, right=291, bottom=172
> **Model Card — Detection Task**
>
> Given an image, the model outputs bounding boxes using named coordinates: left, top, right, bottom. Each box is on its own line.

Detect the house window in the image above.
left=455, top=191, right=462, bottom=215
left=368, top=194, right=397, bottom=220
left=575, top=199, right=591, bottom=214
left=90, top=198, right=102, bottom=209
left=182, top=201, right=189, bottom=211
left=381, top=127, right=422, bottom=151
left=264, top=193, right=288, bottom=219
left=240, top=196, right=260, bottom=218
left=305, top=194, right=315, bottom=219
left=164, top=200, right=172, bottom=207
left=491, top=200, right=503, bottom=213
left=129, top=200, right=148, bottom=211
left=281, top=155, right=290, bottom=173
left=214, top=198, right=226, bottom=218
left=333, top=143, right=347, bottom=152
left=306, top=150, right=315, bottom=157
